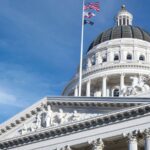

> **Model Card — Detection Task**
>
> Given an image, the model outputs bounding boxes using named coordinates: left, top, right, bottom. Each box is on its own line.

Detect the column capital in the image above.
left=121, top=73, right=125, bottom=76
left=127, top=132, right=138, bottom=143
left=92, top=138, right=104, bottom=150
left=103, top=75, right=107, bottom=79
left=144, top=129, right=150, bottom=138
left=60, top=145, right=71, bottom=150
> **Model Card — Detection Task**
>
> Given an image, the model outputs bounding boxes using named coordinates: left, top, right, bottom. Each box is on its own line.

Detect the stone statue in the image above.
left=45, top=105, right=53, bottom=127
left=30, top=123, right=36, bottom=132
left=57, top=109, right=66, bottom=124
left=21, top=124, right=27, bottom=135
left=72, top=110, right=80, bottom=121
left=36, top=113, right=41, bottom=129
left=120, top=75, right=150, bottom=97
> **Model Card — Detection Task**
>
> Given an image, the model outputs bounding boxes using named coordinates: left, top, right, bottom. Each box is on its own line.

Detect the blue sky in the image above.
left=0, top=0, right=149, bottom=123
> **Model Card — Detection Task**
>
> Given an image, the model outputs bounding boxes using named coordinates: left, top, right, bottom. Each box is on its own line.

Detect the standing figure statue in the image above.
left=72, top=110, right=80, bottom=121
left=21, top=124, right=28, bottom=135
left=45, top=105, right=53, bottom=127
left=36, top=113, right=41, bottom=129
left=58, top=109, right=66, bottom=124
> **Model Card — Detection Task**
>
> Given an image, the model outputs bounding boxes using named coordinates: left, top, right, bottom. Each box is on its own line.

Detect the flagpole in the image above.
left=78, top=0, right=85, bottom=97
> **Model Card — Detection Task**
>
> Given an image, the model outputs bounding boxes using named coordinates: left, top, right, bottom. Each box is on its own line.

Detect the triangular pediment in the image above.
left=0, top=96, right=149, bottom=141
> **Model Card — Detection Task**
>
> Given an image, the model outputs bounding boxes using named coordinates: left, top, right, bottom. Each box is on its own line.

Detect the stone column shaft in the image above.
left=144, top=129, right=150, bottom=150
left=120, top=73, right=125, bottom=90
left=128, top=135, right=138, bottom=150
left=102, top=76, right=107, bottom=97
left=74, top=86, right=78, bottom=97
left=145, top=137, right=150, bottom=150
left=86, top=80, right=91, bottom=97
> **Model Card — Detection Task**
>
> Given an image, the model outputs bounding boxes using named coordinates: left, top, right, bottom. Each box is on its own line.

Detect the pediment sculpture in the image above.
left=19, top=105, right=99, bottom=135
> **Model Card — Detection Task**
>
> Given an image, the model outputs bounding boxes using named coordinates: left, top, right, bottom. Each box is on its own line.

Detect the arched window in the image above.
left=114, top=54, right=119, bottom=61
left=127, top=54, right=132, bottom=60
left=102, top=57, right=107, bottom=62
left=113, top=89, right=119, bottom=97
left=139, top=55, right=145, bottom=61
left=91, top=55, right=96, bottom=65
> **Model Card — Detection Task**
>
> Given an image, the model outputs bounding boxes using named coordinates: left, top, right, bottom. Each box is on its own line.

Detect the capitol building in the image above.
left=1, top=5, right=150, bottom=150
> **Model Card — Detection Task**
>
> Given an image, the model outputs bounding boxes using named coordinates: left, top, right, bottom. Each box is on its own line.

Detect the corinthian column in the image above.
left=102, top=76, right=107, bottom=97
left=120, top=73, right=125, bottom=95
left=144, top=129, right=150, bottom=150
left=59, top=145, right=71, bottom=150
left=92, top=138, right=104, bottom=150
left=74, top=86, right=78, bottom=97
left=86, top=80, right=91, bottom=97
left=128, top=133, right=138, bottom=150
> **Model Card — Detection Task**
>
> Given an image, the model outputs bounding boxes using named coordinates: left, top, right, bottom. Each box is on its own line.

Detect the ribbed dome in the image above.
left=88, top=25, right=150, bottom=52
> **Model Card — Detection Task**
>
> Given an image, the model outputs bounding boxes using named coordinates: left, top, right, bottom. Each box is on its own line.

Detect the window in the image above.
left=114, top=55, right=119, bottom=61
left=119, top=19, right=121, bottom=26
left=123, top=18, right=126, bottom=25
left=127, top=54, right=132, bottom=60
left=113, top=89, right=119, bottom=97
left=139, top=55, right=145, bottom=61
left=102, top=57, right=107, bottom=62
left=91, top=55, right=96, bottom=65
left=127, top=19, right=129, bottom=25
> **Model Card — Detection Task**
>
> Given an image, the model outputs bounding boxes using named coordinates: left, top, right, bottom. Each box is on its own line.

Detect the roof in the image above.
left=88, top=25, right=150, bottom=52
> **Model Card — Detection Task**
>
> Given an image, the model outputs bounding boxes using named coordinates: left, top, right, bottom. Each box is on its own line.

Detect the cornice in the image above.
left=0, top=102, right=150, bottom=149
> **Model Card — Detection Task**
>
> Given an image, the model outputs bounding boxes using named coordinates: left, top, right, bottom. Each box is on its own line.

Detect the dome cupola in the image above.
left=116, top=5, right=133, bottom=26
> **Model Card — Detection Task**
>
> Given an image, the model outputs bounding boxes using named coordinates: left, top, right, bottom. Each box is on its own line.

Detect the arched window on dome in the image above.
left=114, top=54, right=119, bottom=61
left=91, top=55, right=96, bottom=65
left=139, top=55, right=145, bottom=61
left=127, top=54, right=132, bottom=60
left=113, top=88, right=120, bottom=97
left=102, top=56, right=107, bottom=62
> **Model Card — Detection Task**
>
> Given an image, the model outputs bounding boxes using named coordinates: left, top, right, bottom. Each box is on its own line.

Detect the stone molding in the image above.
left=1, top=102, right=150, bottom=149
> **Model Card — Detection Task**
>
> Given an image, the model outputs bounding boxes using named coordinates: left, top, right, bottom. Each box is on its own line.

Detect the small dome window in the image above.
left=91, top=55, right=96, bottom=65
left=102, top=56, right=107, bottom=62
left=139, top=55, right=145, bottom=61
left=127, top=54, right=132, bottom=60
left=114, top=54, right=119, bottom=61
left=113, top=89, right=119, bottom=97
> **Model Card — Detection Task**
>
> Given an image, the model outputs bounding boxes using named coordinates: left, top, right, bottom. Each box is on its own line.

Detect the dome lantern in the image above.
left=116, top=5, right=133, bottom=26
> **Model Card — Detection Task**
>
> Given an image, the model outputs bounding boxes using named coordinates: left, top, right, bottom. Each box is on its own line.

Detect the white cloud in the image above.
left=0, top=90, right=19, bottom=106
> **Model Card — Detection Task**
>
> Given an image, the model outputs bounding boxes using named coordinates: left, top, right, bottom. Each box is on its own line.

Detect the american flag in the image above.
left=84, top=2, right=100, bottom=12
